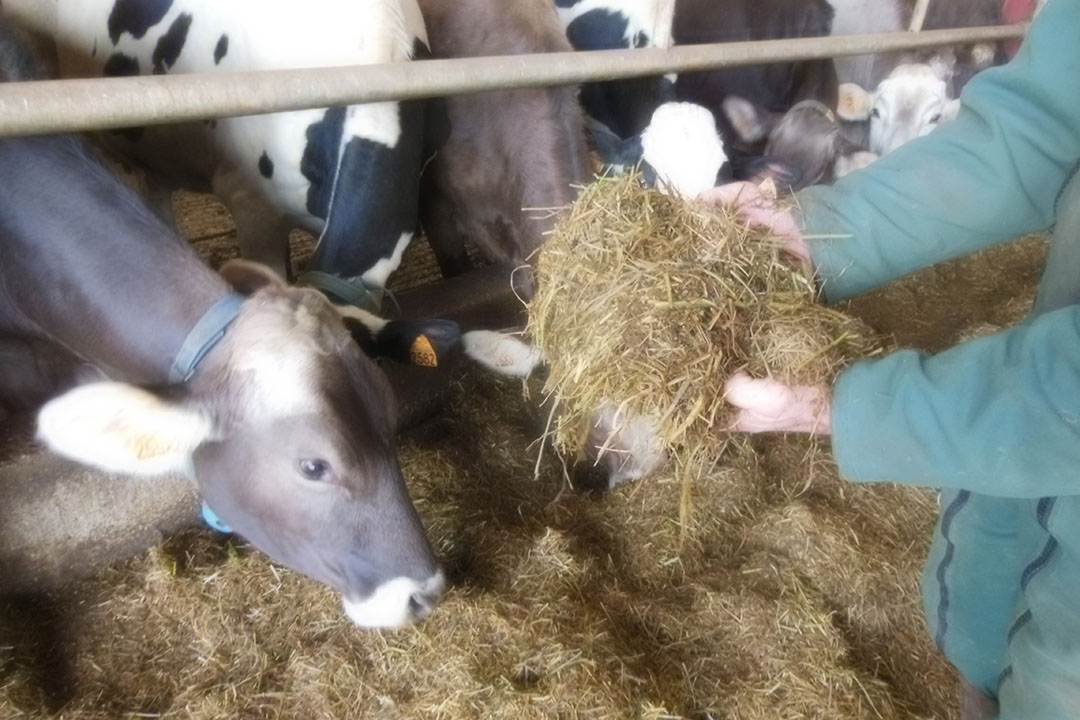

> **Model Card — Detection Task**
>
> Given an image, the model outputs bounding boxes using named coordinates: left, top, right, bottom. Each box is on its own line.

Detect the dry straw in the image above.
left=527, top=174, right=882, bottom=491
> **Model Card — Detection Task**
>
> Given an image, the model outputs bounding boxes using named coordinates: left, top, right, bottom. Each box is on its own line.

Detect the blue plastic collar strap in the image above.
left=168, top=292, right=246, bottom=384
left=200, top=501, right=233, bottom=533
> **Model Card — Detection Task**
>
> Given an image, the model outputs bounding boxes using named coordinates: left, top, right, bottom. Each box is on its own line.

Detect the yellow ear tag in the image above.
left=410, top=335, right=438, bottom=367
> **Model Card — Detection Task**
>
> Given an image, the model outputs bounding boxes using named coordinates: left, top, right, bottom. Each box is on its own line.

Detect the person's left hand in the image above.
left=724, top=372, right=832, bottom=435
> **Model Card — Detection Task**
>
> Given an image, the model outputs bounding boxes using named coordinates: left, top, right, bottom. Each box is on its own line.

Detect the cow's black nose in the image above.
left=408, top=590, right=438, bottom=620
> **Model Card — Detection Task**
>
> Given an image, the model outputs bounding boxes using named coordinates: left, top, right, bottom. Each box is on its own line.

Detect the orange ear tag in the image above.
left=410, top=335, right=438, bottom=367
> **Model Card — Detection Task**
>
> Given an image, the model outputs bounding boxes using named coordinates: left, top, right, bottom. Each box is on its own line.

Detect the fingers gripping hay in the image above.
left=528, top=174, right=882, bottom=476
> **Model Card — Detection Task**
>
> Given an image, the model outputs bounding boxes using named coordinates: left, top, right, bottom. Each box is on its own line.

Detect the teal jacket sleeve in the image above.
left=832, top=304, right=1080, bottom=496
left=795, top=0, right=1080, bottom=303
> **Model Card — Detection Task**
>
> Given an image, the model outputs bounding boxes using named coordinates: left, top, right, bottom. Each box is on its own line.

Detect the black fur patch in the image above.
left=413, top=40, right=450, bottom=163
left=0, top=21, right=40, bottom=82
left=565, top=9, right=628, bottom=52
left=107, top=0, right=173, bottom=45
left=151, top=12, right=191, bottom=74
left=308, top=135, right=412, bottom=275
left=301, top=106, right=346, bottom=220
left=344, top=318, right=460, bottom=365
left=566, top=10, right=669, bottom=138
left=103, top=52, right=140, bottom=77
left=213, top=34, right=228, bottom=65
left=258, top=151, right=274, bottom=179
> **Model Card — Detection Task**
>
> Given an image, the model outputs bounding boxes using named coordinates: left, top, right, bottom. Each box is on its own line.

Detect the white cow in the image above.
left=837, top=63, right=961, bottom=159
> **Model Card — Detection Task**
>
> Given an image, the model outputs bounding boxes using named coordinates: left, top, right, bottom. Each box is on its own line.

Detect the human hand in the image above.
left=699, top=181, right=812, bottom=269
left=724, top=372, right=831, bottom=435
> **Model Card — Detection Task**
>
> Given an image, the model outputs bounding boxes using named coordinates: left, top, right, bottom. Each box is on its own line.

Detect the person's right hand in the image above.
left=699, top=182, right=813, bottom=270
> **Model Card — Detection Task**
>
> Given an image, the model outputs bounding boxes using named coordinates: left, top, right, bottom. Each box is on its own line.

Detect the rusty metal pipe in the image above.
left=0, top=23, right=1027, bottom=138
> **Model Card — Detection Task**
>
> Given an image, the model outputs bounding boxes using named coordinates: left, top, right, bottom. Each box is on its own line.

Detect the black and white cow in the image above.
left=670, top=0, right=839, bottom=186
left=3, top=0, right=442, bottom=310
left=0, top=17, right=449, bottom=629
left=556, top=0, right=841, bottom=195
left=555, top=0, right=730, bottom=198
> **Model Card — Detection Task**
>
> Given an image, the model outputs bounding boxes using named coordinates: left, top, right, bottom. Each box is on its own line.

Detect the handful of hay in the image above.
left=527, top=174, right=881, bottom=476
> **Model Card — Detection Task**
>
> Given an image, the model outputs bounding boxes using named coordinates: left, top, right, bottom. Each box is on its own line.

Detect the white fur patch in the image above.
left=36, top=383, right=213, bottom=477
left=334, top=305, right=389, bottom=334
left=342, top=571, right=445, bottom=628
left=462, top=331, right=544, bottom=378
left=640, top=102, right=727, bottom=199
left=833, top=150, right=879, bottom=178
left=586, top=404, right=667, bottom=487
left=361, top=231, right=413, bottom=289
left=228, top=303, right=325, bottom=417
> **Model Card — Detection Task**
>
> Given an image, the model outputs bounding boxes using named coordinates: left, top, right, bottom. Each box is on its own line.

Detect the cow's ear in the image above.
left=942, top=98, right=961, bottom=123
left=837, top=83, right=873, bottom=121
left=743, top=156, right=804, bottom=193
left=220, top=259, right=288, bottom=295
left=722, top=96, right=772, bottom=144
left=37, top=382, right=214, bottom=476
left=335, top=305, right=461, bottom=367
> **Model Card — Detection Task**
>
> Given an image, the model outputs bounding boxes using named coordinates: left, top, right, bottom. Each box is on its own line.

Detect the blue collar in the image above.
left=168, top=292, right=246, bottom=384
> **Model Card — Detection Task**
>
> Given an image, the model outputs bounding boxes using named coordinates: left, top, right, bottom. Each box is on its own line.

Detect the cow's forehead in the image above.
left=223, top=295, right=343, bottom=416
left=876, top=73, right=948, bottom=107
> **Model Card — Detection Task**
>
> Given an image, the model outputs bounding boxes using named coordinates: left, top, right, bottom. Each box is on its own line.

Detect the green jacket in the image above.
left=798, top=0, right=1080, bottom=493
left=796, top=1, right=1080, bottom=715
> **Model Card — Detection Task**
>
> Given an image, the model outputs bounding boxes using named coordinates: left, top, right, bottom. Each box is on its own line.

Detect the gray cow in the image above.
left=0, top=18, right=445, bottom=629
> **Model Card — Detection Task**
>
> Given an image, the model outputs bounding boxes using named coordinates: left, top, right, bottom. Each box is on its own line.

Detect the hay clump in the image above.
left=528, top=174, right=881, bottom=469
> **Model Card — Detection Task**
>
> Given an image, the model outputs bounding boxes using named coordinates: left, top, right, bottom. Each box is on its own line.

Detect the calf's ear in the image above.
left=336, top=305, right=461, bottom=367
left=220, top=259, right=288, bottom=295
left=837, top=83, right=873, bottom=121
left=722, top=96, right=772, bottom=144
left=37, top=382, right=214, bottom=476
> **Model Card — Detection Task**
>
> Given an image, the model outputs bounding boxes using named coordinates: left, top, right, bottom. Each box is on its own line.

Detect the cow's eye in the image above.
left=929, top=113, right=942, bottom=124
left=870, top=107, right=881, bottom=119
left=299, top=458, right=332, bottom=481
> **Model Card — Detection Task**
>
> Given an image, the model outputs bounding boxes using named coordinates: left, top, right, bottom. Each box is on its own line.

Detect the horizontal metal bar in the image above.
left=0, top=23, right=1027, bottom=138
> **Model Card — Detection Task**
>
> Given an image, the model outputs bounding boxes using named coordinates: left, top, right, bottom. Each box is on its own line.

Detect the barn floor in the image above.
left=0, top=191, right=1048, bottom=720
